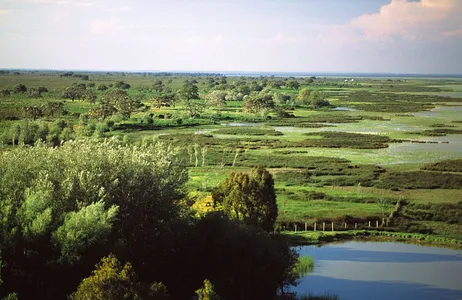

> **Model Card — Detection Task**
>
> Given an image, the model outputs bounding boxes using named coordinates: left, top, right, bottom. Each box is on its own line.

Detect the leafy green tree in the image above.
left=71, top=254, right=142, bottom=300
left=296, top=88, right=311, bottom=105
left=224, top=90, right=244, bottom=101
left=91, top=90, right=140, bottom=119
left=54, top=201, right=119, bottom=261
left=41, top=101, right=65, bottom=117
left=13, top=84, right=27, bottom=93
left=242, top=94, right=274, bottom=116
left=97, top=84, right=109, bottom=91
left=311, top=97, right=330, bottom=108
left=212, top=167, right=278, bottom=231
left=286, top=80, right=300, bottom=90
left=178, top=81, right=199, bottom=101
left=309, top=91, right=330, bottom=108
left=38, top=86, right=48, bottom=94
left=89, top=100, right=118, bottom=120
left=0, top=89, right=11, bottom=97
left=114, top=81, right=131, bottom=89
left=205, top=91, right=227, bottom=110
left=151, top=94, right=174, bottom=109
left=0, top=138, right=188, bottom=299
left=28, top=88, right=41, bottom=98
left=63, top=83, right=86, bottom=101
left=63, top=83, right=95, bottom=102
left=84, top=89, right=97, bottom=103
left=269, top=80, right=284, bottom=89
left=22, top=105, right=44, bottom=120
left=196, top=279, right=220, bottom=300
left=153, top=80, right=164, bottom=93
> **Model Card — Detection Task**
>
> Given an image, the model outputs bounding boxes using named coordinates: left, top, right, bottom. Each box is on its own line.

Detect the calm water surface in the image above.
left=293, top=242, right=462, bottom=300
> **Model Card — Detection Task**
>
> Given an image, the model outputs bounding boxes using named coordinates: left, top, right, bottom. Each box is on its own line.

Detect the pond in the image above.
left=330, top=107, right=357, bottom=111
left=292, top=242, right=462, bottom=300
left=220, top=122, right=263, bottom=127
left=414, top=105, right=462, bottom=119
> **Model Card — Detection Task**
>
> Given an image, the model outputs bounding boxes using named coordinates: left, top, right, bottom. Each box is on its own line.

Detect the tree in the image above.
left=242, top=94, right=274, bottom=115
left=93, top=89, right=141, bottom=119
left=13, top=84, right=27, bottom=93
left=178, top=81, right=199, bottom=101
left=205, top=90, right=227, bottom=110
left=63, top=83, right=90, bottom=101
left=28, top=88, right=41, bottom=98
left=97, top=84, right=109, bottom=91
left=153, top=80, right=164, bottom=93
left=196, top=279, right=220, bottom=300
left=22, top=106, right=44, bottom=120
left=212, top=167, right=278, bottom=232
left=114, top=81, right=131, bottom=89
left=71, top=254, right=142, bottom=300
left=38, top=86, right=48, bottom=94
left=225, top=90, right=244, bottom=101
left=286, top=80, right=300, bottom=90
left=0, top=138, right=188, bottom=298
left=296, top=88, right=311, bottom=105
left=178, top=81, right=202, bottom=118
left=184, top=101, right=205, bottom=118
left=151, top=94, right=174, bottom=109
left=42, top=101, right=65, bottom=117
left=309, top=91, right=329, bottom=108
left=311, top=97, right=330, bottom=108
left=89, top=100, right=118, bottom=120
left=84, top=89, right=97, bottom=103
left=269, top=80, right=284, bottom=89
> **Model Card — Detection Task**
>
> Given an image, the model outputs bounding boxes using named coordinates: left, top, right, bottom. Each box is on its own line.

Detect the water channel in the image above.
left=293, top=242, right=462, bottom=300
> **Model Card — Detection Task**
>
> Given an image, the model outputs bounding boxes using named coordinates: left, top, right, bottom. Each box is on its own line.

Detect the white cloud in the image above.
left=350, top=0, right=462, bottom=40
left=0, top=9, right=11, bottom=15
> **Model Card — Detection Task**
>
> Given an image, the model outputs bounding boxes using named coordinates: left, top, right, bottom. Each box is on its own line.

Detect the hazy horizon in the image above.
left=1, top=0, right=462, bottom=74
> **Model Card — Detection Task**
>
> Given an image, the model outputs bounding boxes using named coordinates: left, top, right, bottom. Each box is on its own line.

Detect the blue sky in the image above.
left=1, top=0, right=461, bottom=73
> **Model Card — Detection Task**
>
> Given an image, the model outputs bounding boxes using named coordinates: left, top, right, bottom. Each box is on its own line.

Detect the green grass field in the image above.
left=1, top=71, right=461, bottom=241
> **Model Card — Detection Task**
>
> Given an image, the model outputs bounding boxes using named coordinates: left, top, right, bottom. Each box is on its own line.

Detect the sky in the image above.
left=0, top=0, right=461, bottom=74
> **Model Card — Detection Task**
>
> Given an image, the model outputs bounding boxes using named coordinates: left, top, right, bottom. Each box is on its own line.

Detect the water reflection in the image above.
left=293, top=242, right=462, bottom=300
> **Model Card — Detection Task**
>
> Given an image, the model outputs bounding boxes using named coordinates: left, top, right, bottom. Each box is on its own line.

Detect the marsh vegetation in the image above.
left=1, top=71, right=462, bottom=299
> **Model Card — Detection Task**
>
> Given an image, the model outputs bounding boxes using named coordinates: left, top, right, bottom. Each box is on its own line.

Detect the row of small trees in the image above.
left=1, top=84, right=48, bottom=98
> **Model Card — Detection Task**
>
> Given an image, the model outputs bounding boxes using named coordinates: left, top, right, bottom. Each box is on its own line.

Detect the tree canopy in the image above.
left=212, top=167, right=278, bottom=232
left=0, top=138, right=188, bottom=298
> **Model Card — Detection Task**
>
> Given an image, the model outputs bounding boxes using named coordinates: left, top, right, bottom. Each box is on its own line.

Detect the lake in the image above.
left=292, top=242, right=462, bottom=300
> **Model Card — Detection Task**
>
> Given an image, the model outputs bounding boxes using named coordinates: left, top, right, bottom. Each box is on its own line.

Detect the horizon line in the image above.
left=1, top=68, right=462, bottom=77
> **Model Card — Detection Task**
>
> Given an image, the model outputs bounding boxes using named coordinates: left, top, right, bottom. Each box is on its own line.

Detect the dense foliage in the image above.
left=0, top=138, right=298, bottom=299
left=212, top=167, right=278, bottom=232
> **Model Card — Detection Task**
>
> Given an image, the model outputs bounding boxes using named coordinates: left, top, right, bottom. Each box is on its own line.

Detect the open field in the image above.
left=1, top=71, right=461, bottom=241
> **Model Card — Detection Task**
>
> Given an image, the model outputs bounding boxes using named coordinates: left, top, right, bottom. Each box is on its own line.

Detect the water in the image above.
left=414, top=105, right=462, bottom=119
left=271, top=104, right=462, bottom=164
left=331, top=107, right=357, bottom=111
left=220, top=122, right=262, bottom=127
left=293, top=242, right=462, bottom=300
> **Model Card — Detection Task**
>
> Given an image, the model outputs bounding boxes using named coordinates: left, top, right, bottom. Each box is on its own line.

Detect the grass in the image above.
left=212, top=127, right=283, bottom=136
left=422, top=159, right=462, bottom=172
left=283, top=230, right=462, bottom=249
left=2, top=72, right=462, bottom=242
left=377, top=170, right=462, bottom=189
